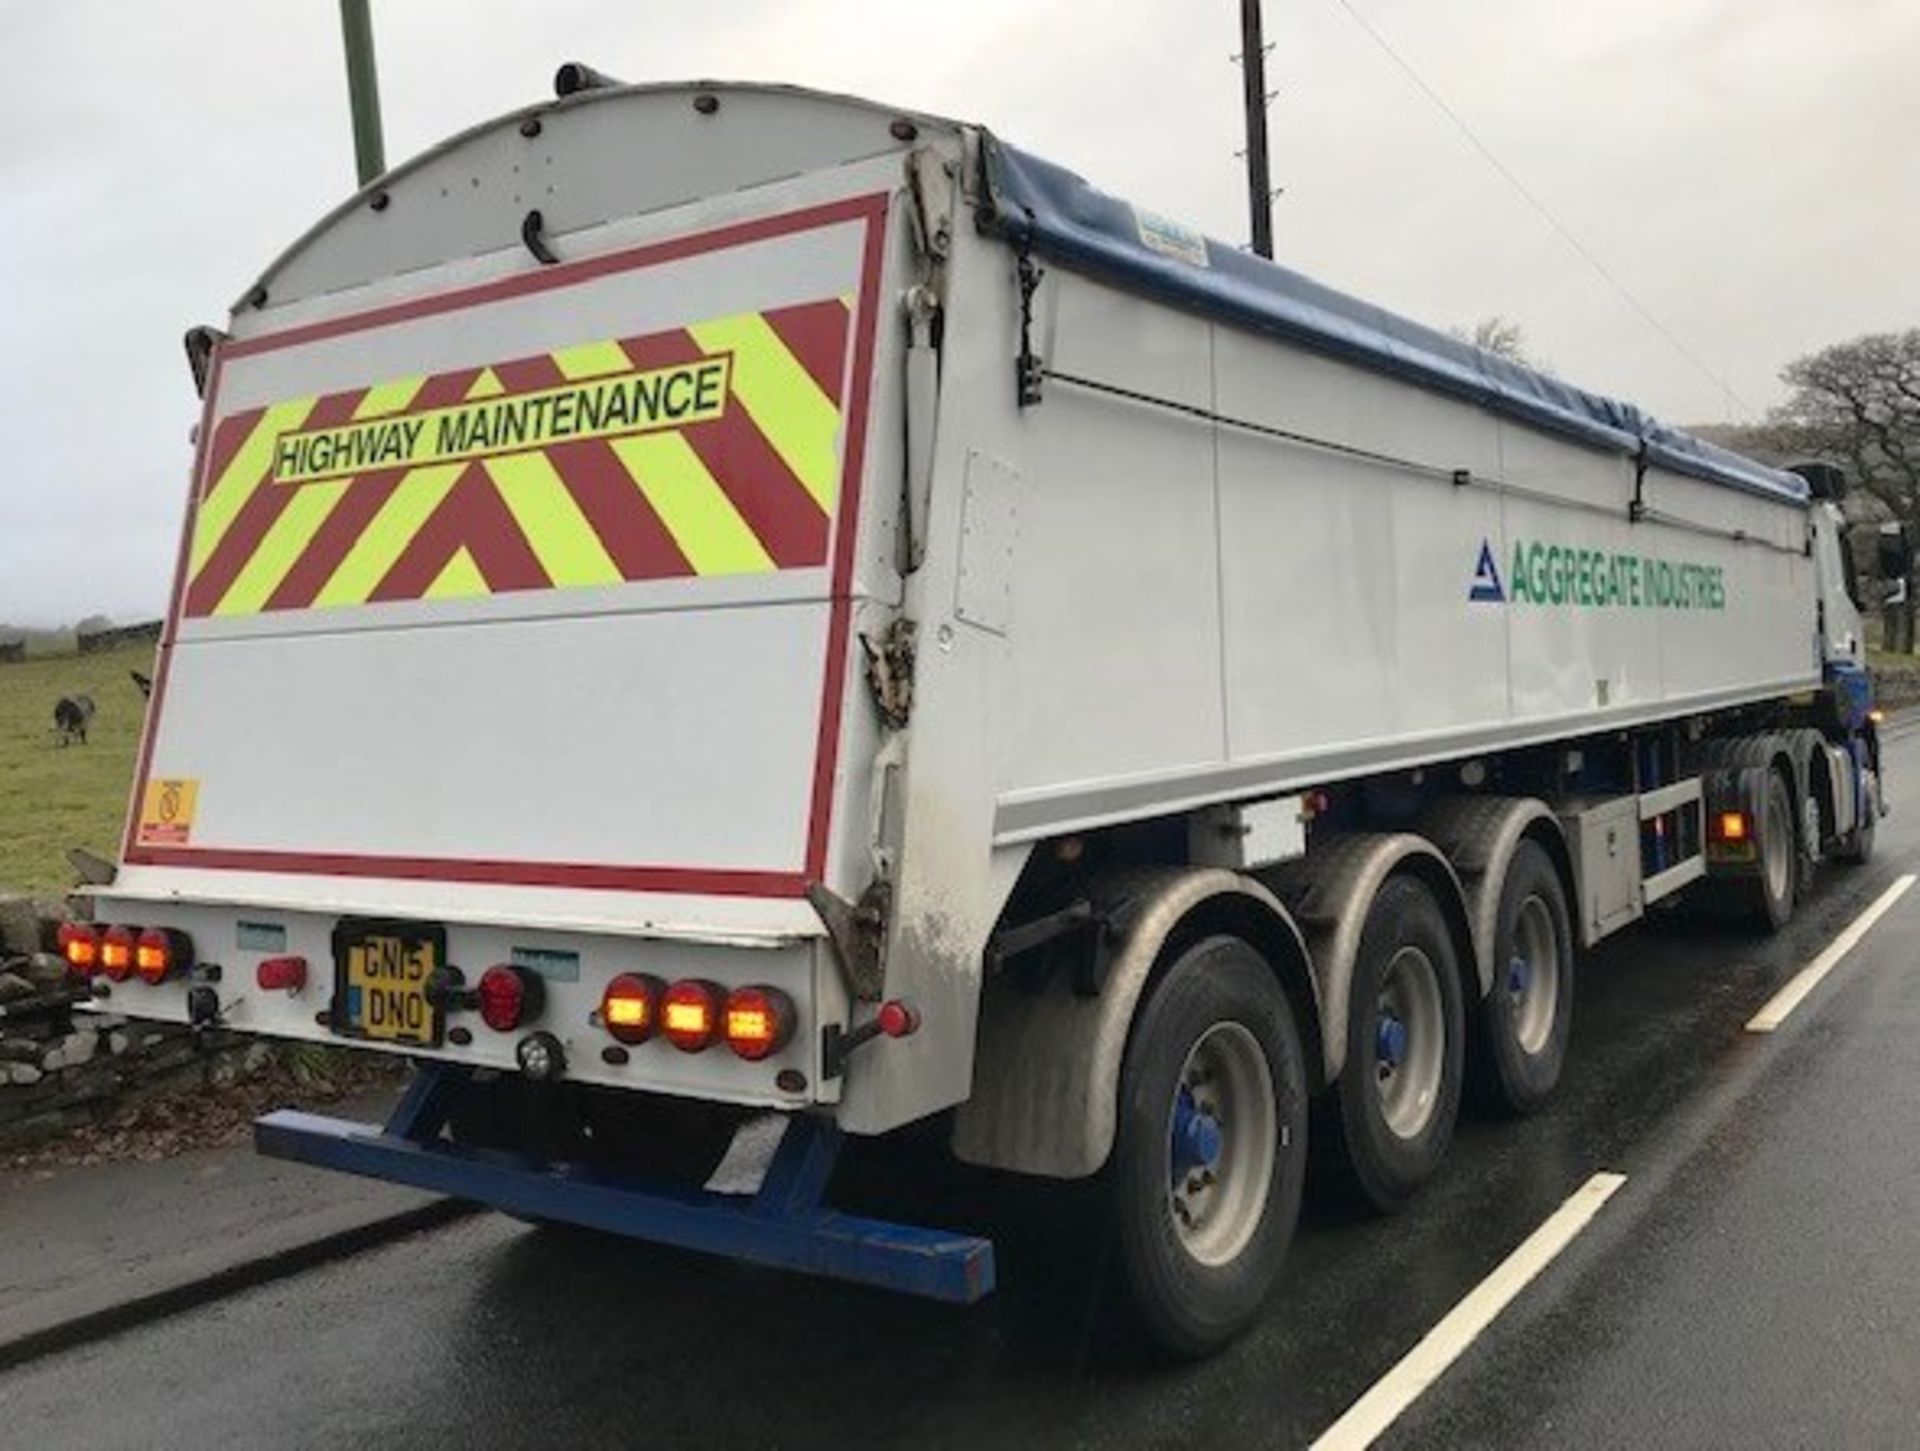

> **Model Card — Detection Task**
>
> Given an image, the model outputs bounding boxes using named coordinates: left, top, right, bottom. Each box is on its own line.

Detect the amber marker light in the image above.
left=58, top=922, right=100, bottom=975
left=601, top=973, right=664, bottom=1045
left=99, top=926, right=137, bottom=981
left=662, top=980, right=724, bottom=1052
left=724, top=986, right=796, bottom=1062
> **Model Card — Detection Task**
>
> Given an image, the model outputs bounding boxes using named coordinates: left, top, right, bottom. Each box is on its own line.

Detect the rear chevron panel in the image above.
left=183, top=299, right=852, bottom=618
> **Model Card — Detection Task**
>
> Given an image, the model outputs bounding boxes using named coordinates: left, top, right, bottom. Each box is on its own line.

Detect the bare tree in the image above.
left=1455, top=315, right=1528, bottom=362
left=1771, top=330, right=1920, bottom=652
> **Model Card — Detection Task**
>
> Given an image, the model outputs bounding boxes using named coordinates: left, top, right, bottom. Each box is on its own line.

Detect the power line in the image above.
left=1327, top=0, right=1755, bottom=419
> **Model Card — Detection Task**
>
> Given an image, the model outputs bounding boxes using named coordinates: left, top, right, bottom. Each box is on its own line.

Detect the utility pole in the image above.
left=338, top=0, right=386, bottom=186
left=1237, top=0, right=1275, bottom=258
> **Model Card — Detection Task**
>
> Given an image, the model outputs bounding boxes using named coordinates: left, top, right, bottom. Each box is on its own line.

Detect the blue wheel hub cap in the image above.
left=1508, top=954, right=1531, bottom=996
left=1376, top=1014, right=1409, bottom=1070
left=1171, top=1087, right=1224, bottom=1177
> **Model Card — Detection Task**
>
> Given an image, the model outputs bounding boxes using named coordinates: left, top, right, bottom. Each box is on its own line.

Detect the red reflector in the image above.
left=662, top=980, right=724, bottom=1052
left=99, top=926, right=137, bottom=982
left=135, top=928, right=191, bottom=985
left=601, top=973, right=664, bottom=1044
left=256, top=956, right=308, bottom=992
left=724, top=985, right=795, bottom=1062
left=478, top=965, right=541, bottom=1033
left=876, top=1000, right=920, bottom=1039
left=58, top=922, right=100, bottom=975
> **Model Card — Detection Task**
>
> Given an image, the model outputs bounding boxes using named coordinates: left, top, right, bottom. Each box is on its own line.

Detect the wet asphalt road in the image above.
left=7, top=730, right=1920, bottom=1449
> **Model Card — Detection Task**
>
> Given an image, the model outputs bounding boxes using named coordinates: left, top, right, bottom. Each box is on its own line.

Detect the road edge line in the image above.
left=1309, top=1171, right=1628, bottom=1451
left=0, top=1198, right=476, bottom=1373
left=1746, top=873, right=1916, bottom=1033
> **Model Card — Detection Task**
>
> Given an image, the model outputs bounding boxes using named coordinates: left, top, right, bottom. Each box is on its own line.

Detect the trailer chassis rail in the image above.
left=254, top=1065, right=995, bottom=1304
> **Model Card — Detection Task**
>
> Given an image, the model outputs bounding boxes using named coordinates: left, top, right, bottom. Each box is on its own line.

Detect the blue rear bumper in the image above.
left=254, top=1068, right=994, bottom=1305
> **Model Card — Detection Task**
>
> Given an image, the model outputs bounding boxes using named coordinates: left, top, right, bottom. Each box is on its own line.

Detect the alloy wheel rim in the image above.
left=1166, top=1021, right=1278, bottom=1266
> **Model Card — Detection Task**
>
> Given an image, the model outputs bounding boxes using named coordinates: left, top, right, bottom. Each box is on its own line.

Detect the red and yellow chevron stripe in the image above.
left=184, top=299, right=851, bottom=618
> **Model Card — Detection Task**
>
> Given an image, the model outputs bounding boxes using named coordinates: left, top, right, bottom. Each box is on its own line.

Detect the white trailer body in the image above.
left=84, top=79, right=1886, bottom=1344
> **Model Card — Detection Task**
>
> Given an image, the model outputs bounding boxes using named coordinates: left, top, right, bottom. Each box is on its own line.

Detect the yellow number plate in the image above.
left=335, top=927, right=440, bottom=1045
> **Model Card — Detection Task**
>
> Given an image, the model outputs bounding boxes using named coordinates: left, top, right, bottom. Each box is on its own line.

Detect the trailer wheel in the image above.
left=1110, top=935, right=1307, bottom=1358
left=1325, top=876, right=1465, bottom=1210
left=1474, top=840, right=1574, bottom=1115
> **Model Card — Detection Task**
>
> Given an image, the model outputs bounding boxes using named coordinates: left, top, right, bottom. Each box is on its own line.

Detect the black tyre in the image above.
left=1745, top=768, right=1798, bottom=932
left=1325, top=876, right=1465, bottom=1211
left=1837, top=766, right=1879, bottom=865
left=1474, top=841, right=1575, bottom=1116
left=1110, top=935, right=1308, bottom=1358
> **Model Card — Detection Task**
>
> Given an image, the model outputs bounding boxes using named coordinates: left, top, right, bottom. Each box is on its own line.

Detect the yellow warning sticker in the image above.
left=137, top=779, right=199, bottom=846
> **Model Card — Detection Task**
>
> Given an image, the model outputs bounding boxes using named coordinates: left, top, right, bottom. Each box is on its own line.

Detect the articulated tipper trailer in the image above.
left=73, top=73, right=1897, bottom=1354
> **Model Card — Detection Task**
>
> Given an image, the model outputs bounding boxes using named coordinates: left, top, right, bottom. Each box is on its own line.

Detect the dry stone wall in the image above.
left=0, top=895, right=232, bottom=1150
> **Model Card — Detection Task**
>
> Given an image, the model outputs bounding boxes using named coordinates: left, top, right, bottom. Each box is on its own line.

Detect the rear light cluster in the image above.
left=60, top=923, right=193, bottom=985
left=599, top=975, right=795, bottom=1061
left=443, top=965, right=793, bottom=1063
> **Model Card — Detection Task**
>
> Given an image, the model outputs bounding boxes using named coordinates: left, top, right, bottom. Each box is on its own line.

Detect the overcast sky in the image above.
left=3, top=0, right=1916, bottom=624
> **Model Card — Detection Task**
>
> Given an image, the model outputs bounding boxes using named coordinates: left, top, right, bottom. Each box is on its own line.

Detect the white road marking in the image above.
left=1745, top=874, right=1916, bottom=1033
left=1309, top=1172, right=1627, bottom=1451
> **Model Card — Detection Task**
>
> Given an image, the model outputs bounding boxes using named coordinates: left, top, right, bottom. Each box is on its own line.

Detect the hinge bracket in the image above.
left=859, top=618, right=916, bottom=730
left=807, top=880, right=891, bottom=1003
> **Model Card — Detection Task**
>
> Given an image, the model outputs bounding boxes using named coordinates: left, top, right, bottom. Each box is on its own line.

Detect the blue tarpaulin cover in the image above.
left=980, top=140, right=1806, bottom=506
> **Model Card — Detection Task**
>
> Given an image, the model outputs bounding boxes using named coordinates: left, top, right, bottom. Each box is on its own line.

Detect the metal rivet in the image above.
left=601, top=1044, right=631, bottom=1066
left=775, top=1068, right=808, bottom=1094
left=692, top=93, right=719, bottom=115
left=448, top=1026, right=472, bottom=1046
left=519, top=116, right=543, bottom=138
left=369, top=190, right=389, bottom=212
left=889, top=118, right=917, bottom=142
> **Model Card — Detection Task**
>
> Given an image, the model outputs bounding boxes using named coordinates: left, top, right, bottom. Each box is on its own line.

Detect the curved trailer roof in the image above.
left=979, top=140, right=1805, bottom=506
left=233, top=77, right=1802, bottom=507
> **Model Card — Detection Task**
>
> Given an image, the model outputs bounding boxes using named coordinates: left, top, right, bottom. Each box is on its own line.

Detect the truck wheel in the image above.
left=1837, top=768, right=1878, bottom=865
left=1475, top=840, right=1574, bottom=1115
left=1110, top=935, right=1308, bottom=1358
left=1325, top=876, right=1464, bottom=1210
left=1747, top=769, right=1798, bottom=931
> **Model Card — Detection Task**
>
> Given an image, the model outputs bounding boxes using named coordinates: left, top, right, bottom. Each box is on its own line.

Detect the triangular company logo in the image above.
left=1468, top=539, right=1505, bottom=603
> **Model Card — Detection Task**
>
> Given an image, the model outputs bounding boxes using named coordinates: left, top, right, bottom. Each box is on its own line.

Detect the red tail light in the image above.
left=662, top=979, right=724, bottom=1052
left=257, top=956, right=308, bottom=992
left=58, top=922, right=100, bottom=975
left=601, top=973, right=664, bottom=1044
left=724, top=985, right=796, bottom=1061
left=478, top=965, right=542, bottom=1032
left=135, top=928, right=192, bottom=985
left=99, top=926, right=137, bottom=981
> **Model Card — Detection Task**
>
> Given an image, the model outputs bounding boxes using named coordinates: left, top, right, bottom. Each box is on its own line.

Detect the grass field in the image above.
left=0, top=642, right=153, bottom=895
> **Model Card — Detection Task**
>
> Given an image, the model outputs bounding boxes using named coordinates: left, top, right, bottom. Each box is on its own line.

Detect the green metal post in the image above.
left=339, top=0, right=386, bottom=186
